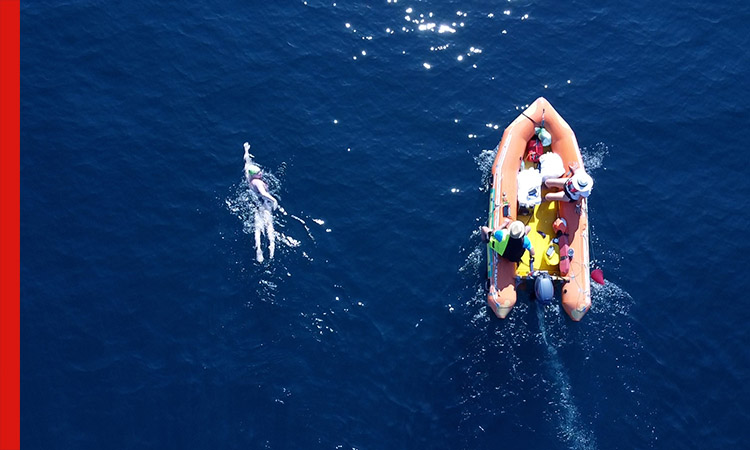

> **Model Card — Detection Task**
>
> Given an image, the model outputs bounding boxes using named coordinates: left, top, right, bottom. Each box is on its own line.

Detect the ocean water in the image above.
left=20, top=1, right=750, bottom=449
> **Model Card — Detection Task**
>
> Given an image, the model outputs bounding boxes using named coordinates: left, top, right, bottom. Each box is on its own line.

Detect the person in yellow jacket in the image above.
left=481, top=219, right=535, bottom=264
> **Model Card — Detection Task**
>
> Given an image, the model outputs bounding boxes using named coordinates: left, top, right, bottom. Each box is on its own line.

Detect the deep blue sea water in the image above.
left=20, top=1, right=750, bottom=449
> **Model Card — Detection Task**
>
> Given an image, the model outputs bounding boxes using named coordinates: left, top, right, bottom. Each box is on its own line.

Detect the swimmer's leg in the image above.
left=264, top=207, right=276, bottom=260
left=254, top=209, right=264, bottom=263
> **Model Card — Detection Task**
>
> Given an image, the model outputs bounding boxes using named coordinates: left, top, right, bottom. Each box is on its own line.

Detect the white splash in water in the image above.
left=253, top=205, right=275, bottom=263
left=475, top=148, right=498, bottom=192
left=582, top=142, right=609, bottom=172
left=279, top=233, right=301, bottom=248
left=289, top=214, right=316, bottom=242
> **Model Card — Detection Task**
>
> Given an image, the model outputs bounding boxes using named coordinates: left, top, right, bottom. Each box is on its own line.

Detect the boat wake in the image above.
left=458, top=239, right=616, bottom=449
left=537, top=306, right=598, bottom=450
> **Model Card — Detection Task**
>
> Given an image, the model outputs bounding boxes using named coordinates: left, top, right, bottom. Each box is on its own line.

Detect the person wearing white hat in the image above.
left=243, top=142, right=279, bottom=263
left=481, top=219, right=536, bottom=264
left=543, top=165, right=593, bottom=206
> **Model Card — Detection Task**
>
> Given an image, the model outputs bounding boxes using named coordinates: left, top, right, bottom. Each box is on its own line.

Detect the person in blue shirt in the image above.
left=481, top=219, right=535, bottom=264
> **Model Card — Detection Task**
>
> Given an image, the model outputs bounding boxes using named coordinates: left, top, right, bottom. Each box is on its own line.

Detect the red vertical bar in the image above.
left=0, top=1, right=21, bottom=449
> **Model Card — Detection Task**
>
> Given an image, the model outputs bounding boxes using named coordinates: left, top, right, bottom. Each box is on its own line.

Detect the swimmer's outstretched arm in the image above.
left=243, top=142, right=253, bottom=160
left=243, top=142, right=255, bottom=178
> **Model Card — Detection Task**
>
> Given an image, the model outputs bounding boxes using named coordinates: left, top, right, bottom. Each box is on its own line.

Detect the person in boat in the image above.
left=481, top=219, right=536, bottom=263
left=244, top=142, right=278, bottom=263
left=543, top=166, right=594, bottom=206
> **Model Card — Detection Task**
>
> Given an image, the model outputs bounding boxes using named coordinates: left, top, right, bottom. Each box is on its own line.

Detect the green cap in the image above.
left=247, top=164, right=261, bottom=176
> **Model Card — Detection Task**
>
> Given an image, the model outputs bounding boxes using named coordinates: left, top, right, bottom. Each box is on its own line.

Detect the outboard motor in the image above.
left=534, top=272, right=555, bottom=305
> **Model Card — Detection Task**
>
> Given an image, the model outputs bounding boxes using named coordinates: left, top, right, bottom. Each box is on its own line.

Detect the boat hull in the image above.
left=487, top=97, right=592, bottom=321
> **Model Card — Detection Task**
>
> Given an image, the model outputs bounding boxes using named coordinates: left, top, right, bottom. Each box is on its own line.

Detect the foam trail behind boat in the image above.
left=537, top=307, right=598, bottom=450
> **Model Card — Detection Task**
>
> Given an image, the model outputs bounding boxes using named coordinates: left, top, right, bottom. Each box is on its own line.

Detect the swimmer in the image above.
left=244, top=142, right=278, bottom=263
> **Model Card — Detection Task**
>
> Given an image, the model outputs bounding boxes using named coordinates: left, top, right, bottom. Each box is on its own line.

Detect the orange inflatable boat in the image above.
left=485, top=97, right=592, bottom=321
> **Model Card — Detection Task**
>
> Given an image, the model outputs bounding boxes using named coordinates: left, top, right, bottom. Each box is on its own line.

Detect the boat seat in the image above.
left=517, top=167, right=542, bottom=209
